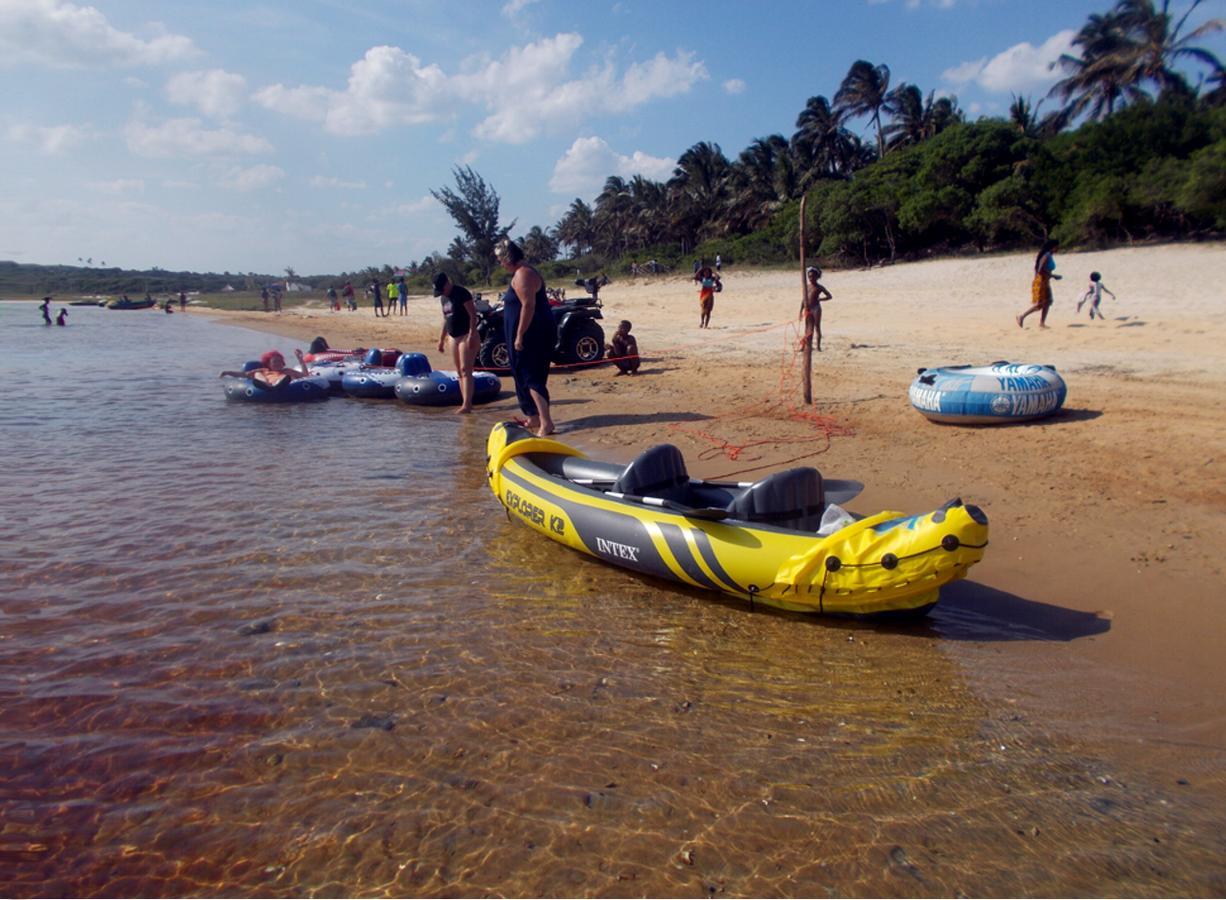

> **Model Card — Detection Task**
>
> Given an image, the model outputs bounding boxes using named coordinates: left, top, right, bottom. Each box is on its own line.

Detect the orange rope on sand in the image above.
left=666, top=322, right=856, bottom=480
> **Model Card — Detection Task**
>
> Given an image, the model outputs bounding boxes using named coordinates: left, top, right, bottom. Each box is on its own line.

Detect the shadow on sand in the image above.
left=565, top=410, right=714, bottom=431
left=927, top=579, right=1111, bottom=642
left=623, top=571, right=1111, bottom=644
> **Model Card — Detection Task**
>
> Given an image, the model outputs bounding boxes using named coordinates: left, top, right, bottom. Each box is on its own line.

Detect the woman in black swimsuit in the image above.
left=433, top=273, right=480, bottom=413
left=496, top=238, right=556, bottom=436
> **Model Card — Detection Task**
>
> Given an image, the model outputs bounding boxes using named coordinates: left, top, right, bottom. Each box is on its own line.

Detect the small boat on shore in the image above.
left=909, top=362, right=1066, bottom=425
left=486, top=422, right=988, bottom=616
left=107, top=297, right=157, bottom=310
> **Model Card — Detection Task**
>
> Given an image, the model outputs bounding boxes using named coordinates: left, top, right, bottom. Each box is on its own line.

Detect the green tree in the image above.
left=727, top=135, right=798, bottom=233
left=554, top=198, right=596, bottom=256
left=1111, top=0, right=1224, bottom=97
left=791, top=95, right=856, bottom=183
left=667, top=141, right=732, bottom=249
left=430, top=166, right=513, bottom=283
left=1049, top=10, right=1139, bottom=120
left=520, top=225, right=560, bottom=263
left=834, top=60, right=891, bottom=159
left=1177, top=139, right=1226, bottom=227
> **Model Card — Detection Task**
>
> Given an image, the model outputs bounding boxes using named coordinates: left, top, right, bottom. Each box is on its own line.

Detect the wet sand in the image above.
left=203, top=241, right=1226, bottom=775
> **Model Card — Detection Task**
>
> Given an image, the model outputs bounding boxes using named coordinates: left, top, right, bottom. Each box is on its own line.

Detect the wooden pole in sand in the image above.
left=799, top=195, right=812, bottom=405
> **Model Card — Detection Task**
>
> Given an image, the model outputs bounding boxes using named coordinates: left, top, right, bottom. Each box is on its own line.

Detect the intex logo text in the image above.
left=595, top=536, right=640, bottom=561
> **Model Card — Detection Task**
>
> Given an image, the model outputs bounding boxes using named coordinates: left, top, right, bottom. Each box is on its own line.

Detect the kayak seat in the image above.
left=612, top=444, right=690, bottom=502
left=726, top=467, right=825, bottom=531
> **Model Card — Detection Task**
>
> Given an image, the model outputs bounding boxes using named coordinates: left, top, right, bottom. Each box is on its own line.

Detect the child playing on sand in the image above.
left=607, top=320, right=640, bottom=375
left=695, top=266, right=717, bottom=328
left=1076, top=271, right=1116, bottom=320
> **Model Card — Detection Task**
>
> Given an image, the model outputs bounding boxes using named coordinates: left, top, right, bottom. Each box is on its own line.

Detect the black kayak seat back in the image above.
left=726, top=467, right=825, bottom=531
left=612, top=444, right=689, bottom=501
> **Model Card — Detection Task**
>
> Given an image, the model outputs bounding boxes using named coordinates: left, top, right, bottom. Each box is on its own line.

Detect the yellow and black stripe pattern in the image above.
left=486, top=423, right=989, bottom=616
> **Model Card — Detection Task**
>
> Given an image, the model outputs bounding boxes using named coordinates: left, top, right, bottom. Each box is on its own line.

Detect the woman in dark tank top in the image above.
left=496, top=238, right=556, bottom=436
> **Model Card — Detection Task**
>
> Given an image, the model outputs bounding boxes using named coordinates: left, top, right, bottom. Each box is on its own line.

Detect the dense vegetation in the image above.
left=2, top=0, right=1221, bottom=298
left=423, top=0, right=1225, bottom=281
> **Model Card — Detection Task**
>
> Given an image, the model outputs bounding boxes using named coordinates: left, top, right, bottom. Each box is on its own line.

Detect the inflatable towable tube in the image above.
left=222, top=361, right=330, bottom=403
left=394, top=353, right=501, bottom=406
left=909, top=362, right=1066, bottom=425
left=340, top=349, right=407, bottom=399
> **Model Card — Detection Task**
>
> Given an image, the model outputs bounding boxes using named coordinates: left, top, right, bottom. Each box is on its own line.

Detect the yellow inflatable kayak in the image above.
left=486, top=422, right=989, bottom=617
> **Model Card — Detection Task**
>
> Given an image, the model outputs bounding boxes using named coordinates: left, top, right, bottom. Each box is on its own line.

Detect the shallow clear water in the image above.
left=2, top=304, right=1224, bottom=897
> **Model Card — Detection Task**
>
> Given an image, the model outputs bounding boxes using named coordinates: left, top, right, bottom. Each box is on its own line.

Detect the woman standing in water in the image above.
left=1018, top=238, right=1061, bottom=329
left=497, top=238, right=556, bottom=436
left=433, top=273, right=480, bottom=413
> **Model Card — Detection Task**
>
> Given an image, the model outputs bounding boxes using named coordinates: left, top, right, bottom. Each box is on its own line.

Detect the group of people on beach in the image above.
left=360, top=275, right=409, bottom=318
left=1017, top=239, right=1118, bottom=328
left=260, top=285, right=282, bottom=313
left=217, top=233, right=1117, bottom=436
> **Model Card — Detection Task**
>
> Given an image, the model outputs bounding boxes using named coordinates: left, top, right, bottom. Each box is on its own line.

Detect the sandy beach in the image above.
left=204, top=241, right=1226, bottom=775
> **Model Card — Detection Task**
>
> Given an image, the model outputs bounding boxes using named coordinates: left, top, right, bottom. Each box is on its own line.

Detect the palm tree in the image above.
left=726, top=135, right=797, bottom=232
left=625, top=176, right=668, bottom=249
left=883, top=84, right=964, bottom=151
left=791, top=95, right=856, bottom=183
left=1009, top=94, right=1042, bottom=135
left=1049, top=11, right=1138, bottom=120
left=834, top=60, right=891, bottom=158
left=593, top=176, right=635, bottom=257
left=1112, top=0, right=1224, bottom=97
left=924, top=93, right=963, bottom=137
left=883, top=84, right=925, bottom=150
left=554, top=198, right=596, bottom=257
left=1206, top=66, right=1226, bottom=105
left=667, top=141, right=732, bottom=246
left=521, top=225, right=560, bottom=263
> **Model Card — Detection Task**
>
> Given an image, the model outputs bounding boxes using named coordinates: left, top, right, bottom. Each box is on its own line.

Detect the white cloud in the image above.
left=254, top=45, right=448, bottom=135
left=468, top=38, right=708, bottom=143
left=309, top=175, right=367, bottom=189
left=255, top=33, right=708, bottom=143
left=218, top=164, right=285, bottom=191
left=125, top=115, right=273, bottom=158
left=549, top=136, right=674, bottom=195
left=501, top=0, right=539, bottom=15
left=723, top=78, right=746, bottom=95
left=5, top=122, right=90, bottom=154
left=943, top=30, right=1076, bottom=93
left=87, top=178, right=144, bottom=194
left=165, top=69, right=248, bottom=119
left=0, top=0, right=198, bottom=69
left=396, top=195, right=438, bottom=215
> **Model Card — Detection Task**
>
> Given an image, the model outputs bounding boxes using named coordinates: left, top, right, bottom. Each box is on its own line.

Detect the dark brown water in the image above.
left=2, top=305, right=1224, bottom=897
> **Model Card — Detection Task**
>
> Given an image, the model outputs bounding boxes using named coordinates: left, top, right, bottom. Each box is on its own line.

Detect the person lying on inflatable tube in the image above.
left=219, top=349, right=312, bottom=390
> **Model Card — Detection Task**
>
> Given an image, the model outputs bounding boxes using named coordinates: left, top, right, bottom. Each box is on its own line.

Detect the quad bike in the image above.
left=475, top=276, right=607, bottom=369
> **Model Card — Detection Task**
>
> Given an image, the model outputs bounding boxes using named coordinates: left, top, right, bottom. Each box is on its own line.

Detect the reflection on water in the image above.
left=2, top=304, right=1224, bottom=897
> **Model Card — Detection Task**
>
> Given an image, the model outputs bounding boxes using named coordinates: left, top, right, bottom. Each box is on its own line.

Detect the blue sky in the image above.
left=2, top=0, right=1223, bottom=276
